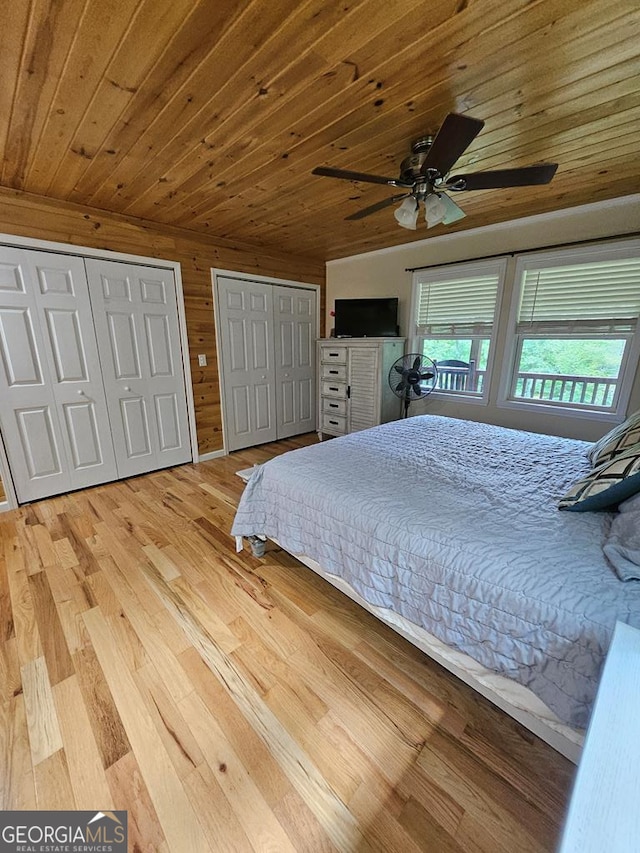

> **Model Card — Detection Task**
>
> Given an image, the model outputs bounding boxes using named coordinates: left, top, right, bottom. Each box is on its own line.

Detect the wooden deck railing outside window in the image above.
left=436, top=368, right=617, bottom=407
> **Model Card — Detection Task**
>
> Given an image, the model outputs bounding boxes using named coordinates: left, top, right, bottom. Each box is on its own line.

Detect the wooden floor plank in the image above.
left=28, top=572, right=74, bottom=686
left=72, top=643, right=132, bottom=771
left=4, top=540, right=43, bottom=666
left=33, top=748, right=76, bottom=809
left=106, top=751, right=170, bottom=853
left=53, top=675, right=115, bottom=810
left=0, top=696, right=37, bottom=810
left=21, top=656, right=63, bottom=765
left=0, top=434, right=574, bottom=851
left=179, top=690, right=301, bottom=853
left=82, top=606, right=213, bottom=853
left=182, top=761, right=255, bottom=853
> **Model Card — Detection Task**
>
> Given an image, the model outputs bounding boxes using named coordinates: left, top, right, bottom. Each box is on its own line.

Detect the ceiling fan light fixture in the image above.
left=394, top=196, right=419, bottom=229
left=439, top=192, right=467, bottom=224
left=424, top=193, right=447, bottom=228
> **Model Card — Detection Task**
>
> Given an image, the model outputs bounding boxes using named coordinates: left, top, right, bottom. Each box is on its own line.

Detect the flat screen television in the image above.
left=334, top=297, right=399, bottom=338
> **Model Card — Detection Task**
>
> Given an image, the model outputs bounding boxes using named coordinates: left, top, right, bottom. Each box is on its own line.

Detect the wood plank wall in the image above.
left=0, top=187, right=325, bottom=475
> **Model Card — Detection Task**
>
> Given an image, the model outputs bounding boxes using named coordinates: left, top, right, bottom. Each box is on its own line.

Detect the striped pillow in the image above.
left=560, top=444, right=640, bottom=512
left=587, top=409, right=640, bottom=466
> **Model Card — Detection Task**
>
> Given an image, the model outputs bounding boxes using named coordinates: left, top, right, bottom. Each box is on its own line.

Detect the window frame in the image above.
left=410, top=257, right=507, bottom=406
left=497, top=240, right=640, bottom=422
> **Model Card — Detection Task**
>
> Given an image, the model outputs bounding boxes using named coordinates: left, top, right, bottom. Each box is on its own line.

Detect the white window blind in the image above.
left=415, top=264, right=502, bottom=336
left=517, top=257, right=640, bottom=335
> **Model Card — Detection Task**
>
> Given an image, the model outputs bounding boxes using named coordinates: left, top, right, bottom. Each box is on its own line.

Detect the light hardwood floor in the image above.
left=0, top=434, right=574, bottom=852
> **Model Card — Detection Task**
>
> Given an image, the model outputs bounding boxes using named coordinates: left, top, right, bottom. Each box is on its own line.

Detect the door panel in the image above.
left=348, top=346, right=380, bottom=433
left=37, top=265, right=75, bottom=295
left=16, top=406, right=63, bottom=479
left=273, top=285, right=316, bottom=439
left=251, top=318, right=270, bottom=370
left=154, top=393, right=181, bottom=450
left=0, top=248, right=118, bottom=501
left=107, top=312, right=142, bottom=379
left=44, top=309, right=88, bottom=382
left=279, top=380, right=295, bottom=427
left=63, top=401, right=104, bottom=468
left=0, top=308, right=42, bottom=385
left=217, top=277, right=277, bottom=451
left=299, top=377, right=312, bottom=421
left=145, top=314, right=173, bottom=376
left=231, top=386, right=251, bottom=437
left=86, top=259, right=191, bottom=478
left=254, top=383, right=274, bottom=431
left=120, top=396, right=153, bottom=458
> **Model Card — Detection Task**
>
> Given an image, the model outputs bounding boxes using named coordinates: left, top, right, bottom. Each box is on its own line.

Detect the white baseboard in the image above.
left=0, top=501, right=12, bottom=514
left=197, top=449, right=227, bottom=462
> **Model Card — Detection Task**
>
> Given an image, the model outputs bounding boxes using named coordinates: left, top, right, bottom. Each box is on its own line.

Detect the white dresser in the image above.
left=317, top=338, right=405, bottom=439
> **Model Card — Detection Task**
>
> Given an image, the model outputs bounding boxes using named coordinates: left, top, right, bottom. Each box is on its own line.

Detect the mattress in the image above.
left=231, top=415, right=640, bottom=728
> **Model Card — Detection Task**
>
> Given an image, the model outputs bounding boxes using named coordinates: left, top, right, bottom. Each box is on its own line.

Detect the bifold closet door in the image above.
left=0, top=248, right=118, bottom=502
left=217, top=277, right=277, bottom=452
left=273, top=285, right=315, bottom=438
left=85, top=259, right=191, bottom=478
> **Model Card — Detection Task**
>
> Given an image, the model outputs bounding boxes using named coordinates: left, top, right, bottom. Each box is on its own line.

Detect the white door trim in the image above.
left=0, top=232, right=198, bottom=511
left=0, top=428, right=18, bottom=510
left=212, top=268, right=321, bottom=455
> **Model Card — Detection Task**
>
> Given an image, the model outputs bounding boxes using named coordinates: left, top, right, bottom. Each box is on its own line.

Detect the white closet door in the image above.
left=0, top=248, right=118, bottom=502
left=85, top=259, right=191, bottom=478
left=273, top=285, right=316, bottom=439
left=217, top=277, right=277, bottom=452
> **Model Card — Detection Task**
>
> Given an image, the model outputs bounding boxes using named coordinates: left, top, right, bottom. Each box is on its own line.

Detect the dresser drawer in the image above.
left=321, top=379, right=346, bottom=398
left=321, top=363, right=347, bottom=381
left=322, top=396, right=347, bottom=416
left=321, top=412, right=346, bottom=434
left=320, top=345, right=347, bottom=364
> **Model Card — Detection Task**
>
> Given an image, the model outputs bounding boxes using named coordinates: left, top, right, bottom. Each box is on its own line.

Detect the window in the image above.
left=412, top=259, right=505, bottom=401
left=502, top=242, right=640, bottom=417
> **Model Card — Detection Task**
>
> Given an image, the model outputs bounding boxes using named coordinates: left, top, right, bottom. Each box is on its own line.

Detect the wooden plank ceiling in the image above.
left=1, top=0, right=638, bottom=261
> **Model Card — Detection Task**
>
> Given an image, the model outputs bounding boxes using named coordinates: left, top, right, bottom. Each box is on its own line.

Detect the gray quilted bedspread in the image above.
left=231, top=415, right=640, bottom=728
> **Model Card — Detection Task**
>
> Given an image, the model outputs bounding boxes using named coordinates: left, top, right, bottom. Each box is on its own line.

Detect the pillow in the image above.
left=603, top=492, right=640, bottom=581
left=587, top=409, right=640, bottom=466
left=559, top=443, right=640, bottom=512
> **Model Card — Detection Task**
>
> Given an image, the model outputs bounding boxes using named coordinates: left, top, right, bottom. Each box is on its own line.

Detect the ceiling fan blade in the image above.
left=412, top=356, right=421, bottom=370
left=413, top=386, right=423, bottom=397
left=421, top=113, right=485, bottom=177
left=393, top=364, right=407, bottom=374
left=312, top=166, right=404, bottom=186
left=345, top=192, right=411, bottom=221
left=419, top=371, right=435, bottom=381
left=395, top=380, right=407, bottom=392
left=447, top=163, right=558, bottom=190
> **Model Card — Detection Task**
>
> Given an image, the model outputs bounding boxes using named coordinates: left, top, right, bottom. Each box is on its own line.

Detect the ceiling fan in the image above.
left=312, top=113, right=558, bottom=230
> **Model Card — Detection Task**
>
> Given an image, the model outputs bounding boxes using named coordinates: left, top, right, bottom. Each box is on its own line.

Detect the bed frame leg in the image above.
left=247, top=536, right=266, bottom=557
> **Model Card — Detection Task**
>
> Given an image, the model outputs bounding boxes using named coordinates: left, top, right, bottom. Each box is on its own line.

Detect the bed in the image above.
left=231, top=415, right=640, bottom=761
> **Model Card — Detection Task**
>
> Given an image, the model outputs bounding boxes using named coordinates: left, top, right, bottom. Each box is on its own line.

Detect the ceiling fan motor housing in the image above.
left=399, top=136, right=435, bottom=183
